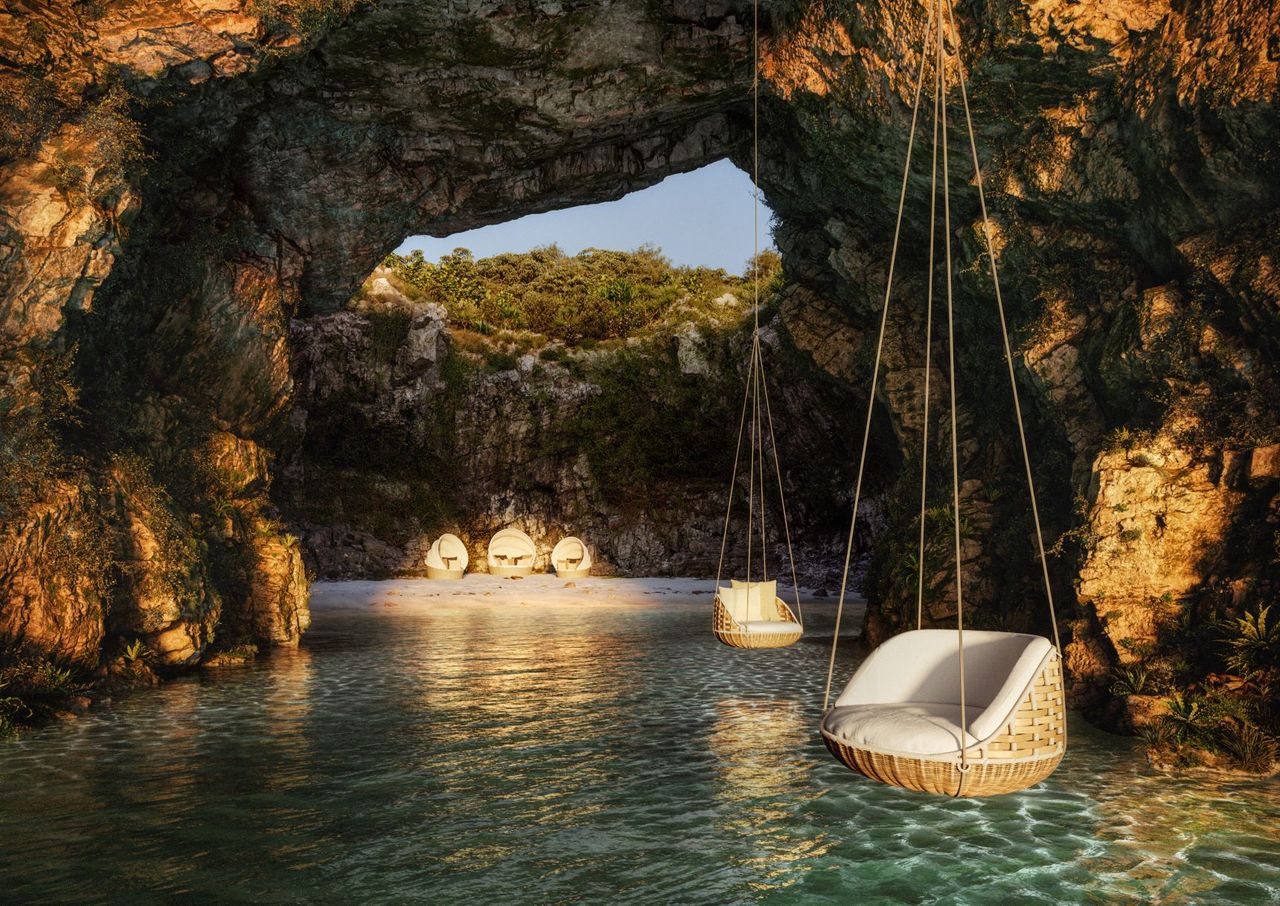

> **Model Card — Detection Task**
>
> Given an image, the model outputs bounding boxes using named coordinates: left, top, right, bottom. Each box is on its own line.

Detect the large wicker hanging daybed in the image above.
left=425, top=533, right=469, bottom=579
left=551, top=536, right=593, bottom=578
left=821, top=631, right=1064, bottom=796
left=709, top=2, right=804, bottom=651
left=818, top=0, right=1066, bottom=797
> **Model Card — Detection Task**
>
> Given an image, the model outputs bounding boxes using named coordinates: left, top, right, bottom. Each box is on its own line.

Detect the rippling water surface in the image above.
left=1, top=581, right=1278, bottom=904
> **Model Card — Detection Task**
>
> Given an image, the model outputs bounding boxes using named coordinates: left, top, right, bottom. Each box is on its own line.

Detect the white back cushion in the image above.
left=728, top=579, right=777, bottom=622
left=488, top=529, right=535, bottom=564
left=834, top=630, right=1052, bottom=713
left=719, top=586, right=750, bottom=623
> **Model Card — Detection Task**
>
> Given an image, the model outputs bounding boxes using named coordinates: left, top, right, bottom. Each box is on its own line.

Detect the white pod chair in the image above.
left=425, top=533, right=469, bottom=579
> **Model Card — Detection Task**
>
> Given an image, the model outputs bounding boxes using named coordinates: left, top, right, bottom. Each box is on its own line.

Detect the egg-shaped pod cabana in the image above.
left=486, top=528, right=536, bottom=577
left=551, top=536, right=593, bottom=578
left=425, top=533, right=469, bottom=579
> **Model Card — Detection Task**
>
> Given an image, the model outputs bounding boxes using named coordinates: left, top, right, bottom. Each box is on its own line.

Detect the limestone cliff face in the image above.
left=278, top=280, right=858, bottom=583
left=754, top=0, right=1280, bottom=716
left=0, top=0, right=1277, bottom=758
left=0, top=0, right=755, bottom=680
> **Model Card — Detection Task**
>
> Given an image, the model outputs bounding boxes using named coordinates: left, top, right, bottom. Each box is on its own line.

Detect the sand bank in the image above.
left=310, top=575, right=862, bottom=619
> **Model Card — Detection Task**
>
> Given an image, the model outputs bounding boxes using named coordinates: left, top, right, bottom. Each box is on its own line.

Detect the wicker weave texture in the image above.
left=554, top=567, right=592, bottom=579
left=489, top=565, right=534, bottom=577
left=712, top=594, right=803, bottom=649
left=425, top=566, right=465, bottom=579
left=823, top=652, right=1066, bottom=797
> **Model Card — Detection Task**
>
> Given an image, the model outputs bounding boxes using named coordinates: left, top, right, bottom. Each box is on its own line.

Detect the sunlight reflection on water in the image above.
left=0, top=585, right=1277, bottom=904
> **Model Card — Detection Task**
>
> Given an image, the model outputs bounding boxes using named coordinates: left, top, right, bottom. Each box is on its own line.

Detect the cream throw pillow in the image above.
left=729, top=579, right=777, bottom=622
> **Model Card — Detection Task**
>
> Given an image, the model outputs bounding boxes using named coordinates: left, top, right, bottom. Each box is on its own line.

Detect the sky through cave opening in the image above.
left=395, top=160, right=776, bottom=273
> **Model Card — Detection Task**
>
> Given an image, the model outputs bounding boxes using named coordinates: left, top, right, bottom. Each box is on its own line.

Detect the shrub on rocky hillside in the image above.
left=374, top=245, right=780, bottom=344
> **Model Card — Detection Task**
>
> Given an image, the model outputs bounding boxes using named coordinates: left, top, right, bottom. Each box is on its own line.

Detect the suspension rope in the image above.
left=823, top=0, right=938, bottom=711
left=943, top=0, right=1060, bottom=652
left=936, top=0, right=971, bottom=778
left=760, top=353, right=804, bottom=626
left=916, top=25, right=943, bottom=632
left=755, top=337, right=769, bottom=580
left=753, top=0, right=760, bottom=334
left=750, top=0, right=767, bottom=586
left=713, top=354, right=754, bottom=620
left=712, top=0, right=806, bottom=624
left=745, top=341, right=758, bottom=588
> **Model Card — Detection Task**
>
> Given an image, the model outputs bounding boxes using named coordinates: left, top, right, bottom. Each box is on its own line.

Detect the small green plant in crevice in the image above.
left=366, top=309, right=413, bottom=365
left=109, top=452, right=209, bottom=608
left=0, top=347, right=81, bottom=520
left=1116, top=637, right=1157, bottom=661
left=484, top=350, right=520, bottom=373
left=249, top=0, right=368, bottom=39
left=0, top=685, right=28, bottom=739
left=1109, top=664, right=1154, bottom=697
left=44, top=84, right=151, bottom=211
left=1162, top=693, right=1205, bottom=742
left=0, top=71, right=60, bottom=161
left=1220, top=605, right=1280, bottom=676
left=1137, top=718, right=1177, bottom=752
left=122, top=638, right=152, bottom=664
left=1215, top=720, right=1279, bottom=774
left=0, top=652, right=88, bottom=735
left=1104, top=425, right=1155, bottom=453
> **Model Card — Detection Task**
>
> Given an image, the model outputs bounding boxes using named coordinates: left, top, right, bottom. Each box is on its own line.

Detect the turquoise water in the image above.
left=1, top=583, right=1278, bottom=904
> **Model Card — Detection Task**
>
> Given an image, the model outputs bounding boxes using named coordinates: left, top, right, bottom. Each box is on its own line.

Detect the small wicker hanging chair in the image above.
left=710, top=12, right=804, bottom=651
left=425, top=533, right=469, bottom=579
left=713, top=580, right=803, bottom=649
left=551, top=536, right=593, bottom=578
left=818, top=0, right=1066, bottom=797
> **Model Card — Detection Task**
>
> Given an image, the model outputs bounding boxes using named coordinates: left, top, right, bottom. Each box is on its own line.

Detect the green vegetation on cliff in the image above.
left=375, top=245, right=781, bottom=344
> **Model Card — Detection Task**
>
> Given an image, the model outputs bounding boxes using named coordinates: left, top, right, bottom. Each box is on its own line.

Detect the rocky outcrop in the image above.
left=0, top=0, right=757, bottom=684
left=0, top=481, right=106, bottom=666
left=279, top=282, right=858, bottom=582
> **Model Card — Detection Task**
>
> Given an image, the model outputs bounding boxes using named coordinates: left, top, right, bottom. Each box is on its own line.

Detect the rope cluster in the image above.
left=713, top=0, right=802, bottom=630
left=821, top=0, right=1062, bottom=773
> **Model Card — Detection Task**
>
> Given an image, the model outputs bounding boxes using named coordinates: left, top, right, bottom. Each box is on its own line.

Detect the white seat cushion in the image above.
left=739, top=620, right=800, bottom=634
left=822, top=703, right=982, bottom=755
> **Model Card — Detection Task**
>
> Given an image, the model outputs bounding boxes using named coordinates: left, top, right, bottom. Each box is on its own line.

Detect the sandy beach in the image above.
left=310, top=575, right=863, bottom=623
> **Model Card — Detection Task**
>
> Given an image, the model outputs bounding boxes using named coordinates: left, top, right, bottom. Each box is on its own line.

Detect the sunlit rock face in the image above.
left=757, top=0, right=1280, bottom=710
left=0, top=0, right=1277, bottom=738
left=0, top=0, right=754, bottom=668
